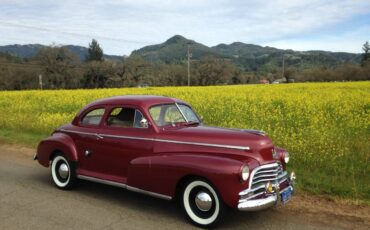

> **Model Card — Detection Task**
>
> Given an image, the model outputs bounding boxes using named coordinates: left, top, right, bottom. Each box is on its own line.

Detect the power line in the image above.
left=0, top=21, right=153, bottom=45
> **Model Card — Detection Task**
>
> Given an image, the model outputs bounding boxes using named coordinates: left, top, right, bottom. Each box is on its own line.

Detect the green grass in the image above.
left=0, top=129, right=47, bottom=147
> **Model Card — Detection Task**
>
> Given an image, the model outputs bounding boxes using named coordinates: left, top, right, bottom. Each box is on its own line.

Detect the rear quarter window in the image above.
left=81, top=108, right=105, bottom=126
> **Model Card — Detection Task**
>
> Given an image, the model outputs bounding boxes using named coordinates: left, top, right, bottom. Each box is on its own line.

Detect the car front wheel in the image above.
left=51, top=153, right=76, bottom=189
left=182, top=179, right=224, bottom=228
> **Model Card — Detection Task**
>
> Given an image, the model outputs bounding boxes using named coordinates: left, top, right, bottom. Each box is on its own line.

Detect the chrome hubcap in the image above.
left=195, top=191, right=213, bottom=211
left=58, top=163, right=69, bottom=179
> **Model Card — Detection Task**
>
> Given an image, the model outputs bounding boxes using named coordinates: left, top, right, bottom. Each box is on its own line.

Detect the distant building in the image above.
left=136, top=83, right=150, bottom=88
left=272, top=78, right=295, bottom=84
left=259, top=79, right=269, bottom=84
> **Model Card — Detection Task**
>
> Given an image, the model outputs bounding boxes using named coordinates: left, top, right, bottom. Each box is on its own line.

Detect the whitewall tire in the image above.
left=182, top=179, right=224, bottom=228
left=51, top=153, right=76, bottom=189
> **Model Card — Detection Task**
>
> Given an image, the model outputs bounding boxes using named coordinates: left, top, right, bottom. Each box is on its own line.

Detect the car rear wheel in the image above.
left=182, top=179, right=224, bottom=228
left=51, top=153, right=76, bottom=189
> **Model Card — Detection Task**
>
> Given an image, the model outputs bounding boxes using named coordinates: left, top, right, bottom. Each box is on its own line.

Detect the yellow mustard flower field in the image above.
left=0, top=82, right=369, bottom=201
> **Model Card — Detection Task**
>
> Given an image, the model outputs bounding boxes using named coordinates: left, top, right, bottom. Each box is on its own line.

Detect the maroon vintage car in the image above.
left=35, top=95, right=296, bottom=227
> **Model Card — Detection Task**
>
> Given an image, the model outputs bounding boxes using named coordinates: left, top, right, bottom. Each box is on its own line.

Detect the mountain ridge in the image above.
left=0, top=44, right=123, bottom=61
left=0, top=35, right=361, bottom=71
left=131, top=35, right=360, bottom=71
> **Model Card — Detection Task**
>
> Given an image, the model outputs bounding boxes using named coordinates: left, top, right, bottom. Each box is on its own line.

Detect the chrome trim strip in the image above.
left=279, top=177, right=288, bottom=184
left=208, top=126, right=266, bottom=136
left=239, top=191, right=265, bottom=202
left=153, top=138, right=250, bottom=150
left=249, top=184, right=266, bottom=193
left=77, top=175, right=172, bottom=200
left=61, top=129, right=96, bottom=136
left=252, top=173, right=279, bottom=181
left=252, top=178, right=280, bottom=185
left=278, top=171, right=288, bottom=180
left=60, top=129, right=250, bottom=150
left=127, top=186, right=172, bottom=200
left=77, top=175, right=127, bottom=189
left=254, top=169, right=280, bottom=175
left=175, top=103, right=188, bottom=123
left=99, top=133, right=154, bottom=142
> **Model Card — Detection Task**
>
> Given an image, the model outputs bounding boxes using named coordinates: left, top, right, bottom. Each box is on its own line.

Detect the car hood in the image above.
left=156, top=125, right=276, bottom=163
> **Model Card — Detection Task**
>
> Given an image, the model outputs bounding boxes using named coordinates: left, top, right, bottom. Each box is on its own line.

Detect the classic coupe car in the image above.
left=35, top=95, right=296, bottom=227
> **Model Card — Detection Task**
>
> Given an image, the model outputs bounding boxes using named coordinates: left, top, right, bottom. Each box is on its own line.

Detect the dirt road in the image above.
left=0, top=143, right=369, bottom=230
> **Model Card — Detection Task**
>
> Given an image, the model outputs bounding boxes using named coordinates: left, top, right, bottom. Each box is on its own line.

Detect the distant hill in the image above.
left=0, top=44, right=122, bottom=61
left=0, top=35, right=361, bottom=71
left=131, top=35, right=225, bottom=64
left=131, top=35, right=361, bottom=72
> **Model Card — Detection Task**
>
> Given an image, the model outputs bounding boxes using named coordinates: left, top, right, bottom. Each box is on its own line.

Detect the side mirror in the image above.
left=140, top=118, right=149, bottom=128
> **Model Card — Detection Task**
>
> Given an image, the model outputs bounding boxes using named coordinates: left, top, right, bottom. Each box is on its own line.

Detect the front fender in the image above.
left=36, top=132, right=78, bottom=167
left=127, top=154, right=255, bottom=208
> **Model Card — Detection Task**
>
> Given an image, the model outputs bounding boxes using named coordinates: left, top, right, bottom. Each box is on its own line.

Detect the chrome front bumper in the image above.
left=238, top=185, right=294, bottom=211
left=238, top=171, right=297, bottom=211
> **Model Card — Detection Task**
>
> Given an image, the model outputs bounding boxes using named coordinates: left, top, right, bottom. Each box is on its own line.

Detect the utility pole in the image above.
left=282, top=54, right=285, bottom=79
left=187, top=45, right=192, bottom=86
left=38, top=74, right=43, bottom=90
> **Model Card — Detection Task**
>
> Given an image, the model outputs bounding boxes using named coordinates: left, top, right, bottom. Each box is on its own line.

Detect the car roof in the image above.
left=87, top=95, right=186, bottom=108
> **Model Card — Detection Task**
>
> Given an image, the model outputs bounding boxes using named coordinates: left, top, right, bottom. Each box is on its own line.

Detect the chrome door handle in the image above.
left=85, top=150, right=92, bottom=157
left=95, top=133, right=104, bottom=140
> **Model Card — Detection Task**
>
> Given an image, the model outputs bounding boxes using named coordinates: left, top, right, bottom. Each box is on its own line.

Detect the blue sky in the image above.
left=0, top=0, right=369, bottom=55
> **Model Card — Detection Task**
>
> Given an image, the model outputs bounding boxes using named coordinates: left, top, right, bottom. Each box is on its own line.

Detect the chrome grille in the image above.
left=239, top=162, right=288, bottom=201
left=251, top=163, right=284, bottom=188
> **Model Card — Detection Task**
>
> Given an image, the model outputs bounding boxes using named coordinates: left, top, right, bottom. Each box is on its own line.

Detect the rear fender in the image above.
left=128, top=154, right=251, bottom=208
left=36, top=132, right=78, bottom=167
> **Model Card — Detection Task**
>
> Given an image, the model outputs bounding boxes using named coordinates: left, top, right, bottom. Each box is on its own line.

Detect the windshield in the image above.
left=149, top=103, right=200, bottom=127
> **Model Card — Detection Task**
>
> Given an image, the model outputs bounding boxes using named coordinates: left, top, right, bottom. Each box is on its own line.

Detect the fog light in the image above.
left=265, top=181, right=274, bottom=193
left=290, top=171, right=296, bottom=183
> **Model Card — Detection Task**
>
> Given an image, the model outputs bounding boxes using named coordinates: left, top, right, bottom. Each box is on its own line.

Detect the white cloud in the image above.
left=264, top=25, right=370, bottom=53
left=0, top=0, right=369, bottom=54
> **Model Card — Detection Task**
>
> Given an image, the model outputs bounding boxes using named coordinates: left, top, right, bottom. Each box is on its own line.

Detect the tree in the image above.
left=117, top=56, right=151, bottom=87
left=86, top=39, right=103, bottom=62
left=195, top=56, right=237, bottom=86
left=81, top=61, right=113, bottom=88
left=361, top=41, right=370, bottom=66
left=284, top=68, right=295, bottom=83
left=35, top=46, right=80, bottom=89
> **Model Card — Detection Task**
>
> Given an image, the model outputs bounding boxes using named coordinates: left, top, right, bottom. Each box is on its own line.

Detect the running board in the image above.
left=77, top=175, right=172, bottom=200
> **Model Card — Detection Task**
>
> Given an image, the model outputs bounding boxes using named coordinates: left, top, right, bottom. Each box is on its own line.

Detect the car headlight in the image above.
left=241, top=165, right=250, bottom=181
left=283, top=151, right=290, bottom=164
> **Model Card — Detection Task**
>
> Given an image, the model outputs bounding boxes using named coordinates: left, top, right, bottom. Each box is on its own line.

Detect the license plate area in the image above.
left=280, top=187, right=292, bottom=203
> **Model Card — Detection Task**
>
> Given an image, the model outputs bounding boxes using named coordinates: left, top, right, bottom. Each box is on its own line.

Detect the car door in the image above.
left=72, top=107, right=111, bottom=179
left=95, top=105, right=155, bottom=181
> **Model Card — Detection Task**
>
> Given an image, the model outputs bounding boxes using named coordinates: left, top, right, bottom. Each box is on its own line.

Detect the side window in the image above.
left=133, top=110, right=145, bottom=128
left=81, top=108, right=105, bottom=126
left=107, top=107, right=147, bottom=128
